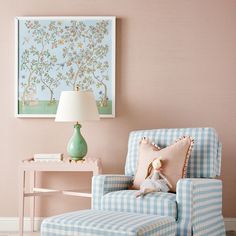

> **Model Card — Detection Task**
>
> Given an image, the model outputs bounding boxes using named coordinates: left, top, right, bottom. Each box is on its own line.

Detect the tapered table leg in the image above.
left=30, top=171, right=36, bottom=232
left=19, top=169, right=25, bottom=236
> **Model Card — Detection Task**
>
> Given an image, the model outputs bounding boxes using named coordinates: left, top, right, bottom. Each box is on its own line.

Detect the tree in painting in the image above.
left=20, top=20, right=61, bottom=107
left=58, top=20, right=110, bottom=107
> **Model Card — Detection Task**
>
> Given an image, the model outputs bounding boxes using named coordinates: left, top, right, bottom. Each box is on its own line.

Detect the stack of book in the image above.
left=33, top=153, right=63, bottom=162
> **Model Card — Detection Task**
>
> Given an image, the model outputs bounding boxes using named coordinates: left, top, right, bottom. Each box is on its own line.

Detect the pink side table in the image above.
left=18, top=157, right=102, bottom=236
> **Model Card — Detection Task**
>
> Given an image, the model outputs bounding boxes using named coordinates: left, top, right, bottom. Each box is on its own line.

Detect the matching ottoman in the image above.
left=41, top=209, right=176, bottom=236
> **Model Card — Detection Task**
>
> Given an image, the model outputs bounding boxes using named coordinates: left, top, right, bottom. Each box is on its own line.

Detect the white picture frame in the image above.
left=15, top=16, right=116, bottom=118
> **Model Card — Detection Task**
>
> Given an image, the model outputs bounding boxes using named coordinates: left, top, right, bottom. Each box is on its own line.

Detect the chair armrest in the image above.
left=176, top=178, right=225, bottom=236
left=92, top=175, right=133, bottom=210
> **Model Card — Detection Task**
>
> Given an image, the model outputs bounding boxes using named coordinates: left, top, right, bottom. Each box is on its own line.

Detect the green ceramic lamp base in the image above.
left=67, top=123, right=88, bottom=161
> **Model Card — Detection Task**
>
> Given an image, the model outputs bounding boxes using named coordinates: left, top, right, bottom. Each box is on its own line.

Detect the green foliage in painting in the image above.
left=18, top=18, right=114, bottom=115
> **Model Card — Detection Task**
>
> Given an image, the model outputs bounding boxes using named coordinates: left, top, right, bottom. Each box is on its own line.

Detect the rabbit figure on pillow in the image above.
left=136, top=157, right=172, bottom=197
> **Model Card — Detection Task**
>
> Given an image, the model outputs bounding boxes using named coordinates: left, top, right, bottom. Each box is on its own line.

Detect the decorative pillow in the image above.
left=132, top=136, right=194, bottom=192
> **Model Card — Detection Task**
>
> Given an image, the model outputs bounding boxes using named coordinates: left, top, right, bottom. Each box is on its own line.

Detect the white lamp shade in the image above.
left=55, top=90, right=100, bottom=122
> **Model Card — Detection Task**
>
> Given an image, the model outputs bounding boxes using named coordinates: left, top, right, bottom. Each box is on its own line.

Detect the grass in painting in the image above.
left=97, top=101, right=112, bottom=115
left=18, top=100, right=112, bottom=115
left=18, top=100, right=58, bottom=114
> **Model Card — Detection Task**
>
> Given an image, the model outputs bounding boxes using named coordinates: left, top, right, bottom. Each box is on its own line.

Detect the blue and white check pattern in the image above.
left=125, top=127, right=222, bottom=178
left=102, top=190, right=177, bottom=218
left=92, top=175, right=133, bottom=210
left=91, top=128, right=225, bottom=235
left=176, top=178, right=225, bottom=236
left=41, top=209, right=177, bottom=236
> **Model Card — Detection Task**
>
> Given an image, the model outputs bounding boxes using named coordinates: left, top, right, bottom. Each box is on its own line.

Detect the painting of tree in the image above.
left=16, top=17, right=116, bottom=117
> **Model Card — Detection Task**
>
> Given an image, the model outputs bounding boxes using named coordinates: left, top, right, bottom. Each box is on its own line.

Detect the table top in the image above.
left=19, top=157, right=102, bottom=173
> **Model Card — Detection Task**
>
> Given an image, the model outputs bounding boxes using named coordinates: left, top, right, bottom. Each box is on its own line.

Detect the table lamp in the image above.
left=55, top=89, right=99, bottom=160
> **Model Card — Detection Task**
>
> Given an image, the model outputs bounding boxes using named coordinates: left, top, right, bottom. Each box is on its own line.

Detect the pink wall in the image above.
left=0, top=0, right=236, bottom=217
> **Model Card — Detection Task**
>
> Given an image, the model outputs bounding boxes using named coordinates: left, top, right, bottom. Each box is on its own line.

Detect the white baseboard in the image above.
left=0, top=217, right=235, bottom=232
left=224, top=218, right=236, bottom=231
left=0, top=217, right=43, bottom=232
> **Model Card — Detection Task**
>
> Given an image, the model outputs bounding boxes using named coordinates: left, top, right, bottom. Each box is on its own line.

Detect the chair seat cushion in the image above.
left=101, top=190, right=177, bottom=218
left=41, top=209, right=177, bottom=236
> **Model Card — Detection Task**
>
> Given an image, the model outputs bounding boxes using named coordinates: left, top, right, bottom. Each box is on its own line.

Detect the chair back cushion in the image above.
left=125, top=127, right=222, bottom=178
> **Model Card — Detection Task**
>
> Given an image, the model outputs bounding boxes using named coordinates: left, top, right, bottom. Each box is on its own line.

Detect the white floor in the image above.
left=0, top=233, right=39, bottom=236
left=1, top=231, right=235, bottom=236
left=1, top=232, right=236, bottom=236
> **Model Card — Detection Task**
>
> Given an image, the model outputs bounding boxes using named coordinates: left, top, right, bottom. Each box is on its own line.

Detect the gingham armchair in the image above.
left=92, top=128, right=225, bottom=236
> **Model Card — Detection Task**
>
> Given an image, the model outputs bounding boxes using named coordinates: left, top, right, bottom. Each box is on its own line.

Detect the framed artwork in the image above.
left=15, top=16, right=116, bottom=118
